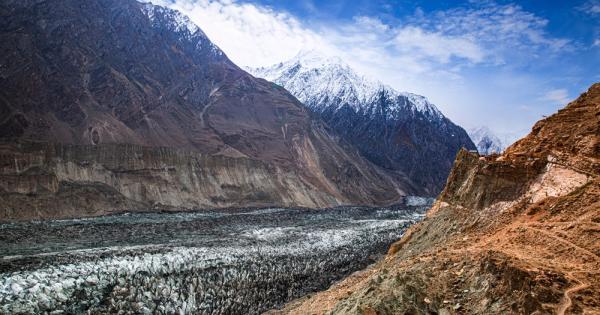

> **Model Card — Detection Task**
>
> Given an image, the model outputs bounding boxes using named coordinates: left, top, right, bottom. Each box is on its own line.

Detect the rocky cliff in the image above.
left=271, top=84, right=600, bottom=314
left=0, top=0, right=408, bottom=220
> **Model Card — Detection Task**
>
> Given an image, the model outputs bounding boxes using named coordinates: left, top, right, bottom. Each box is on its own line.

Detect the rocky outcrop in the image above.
left=0, top=0, right=408, bottom=220
left=271, top=84, right=600, bottom=314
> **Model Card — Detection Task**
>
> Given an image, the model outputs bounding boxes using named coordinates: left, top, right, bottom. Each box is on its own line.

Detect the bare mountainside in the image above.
left=0, top=0, right=411, bottom=220
left=251, top=51, right=476, bottom=196
left=272, top=84, right=600, bottom=314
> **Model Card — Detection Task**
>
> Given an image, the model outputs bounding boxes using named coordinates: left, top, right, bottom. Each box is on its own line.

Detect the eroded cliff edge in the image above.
left=0, top=138, right=403, bottom=221
left=272, top=84, right=600, bottom=314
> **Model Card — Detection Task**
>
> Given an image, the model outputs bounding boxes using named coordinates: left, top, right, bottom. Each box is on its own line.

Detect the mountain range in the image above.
left=467, top=126, right=506, bottom=155
left=0, top=0, right=409, bottom=220
left=251, top=51, right=475, bottom=195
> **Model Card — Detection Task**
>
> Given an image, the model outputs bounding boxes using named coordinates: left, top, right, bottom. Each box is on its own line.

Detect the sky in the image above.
left=151, top=0, right=600, bottom=141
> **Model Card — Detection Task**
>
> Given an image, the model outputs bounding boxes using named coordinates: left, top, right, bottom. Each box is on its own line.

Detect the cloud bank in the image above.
left=151, top=0, right=582, bottom=138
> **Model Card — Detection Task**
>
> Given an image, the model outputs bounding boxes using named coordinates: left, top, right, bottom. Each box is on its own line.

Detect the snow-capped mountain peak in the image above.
left=140, top=2, right=223, bottom=56
left=468, top=126, right=505, bottom=155
left=250, top=50, right=443, bottom=121
left=251, top=50, right=475, bottom=195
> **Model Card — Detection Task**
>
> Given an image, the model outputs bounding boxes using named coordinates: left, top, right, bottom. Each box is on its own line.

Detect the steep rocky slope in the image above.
left=271, top=84, right=600, bottom=314
left=0, top=0, right=407, bottom=220
left=251, top=51, right=475, bottom=196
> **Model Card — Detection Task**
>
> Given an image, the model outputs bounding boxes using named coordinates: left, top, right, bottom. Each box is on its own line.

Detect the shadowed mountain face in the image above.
left=1, top=0, right=295, bottom=158
left=0, top=0, right=411, bottom=220
left=251, top=52, right=476, bottom=196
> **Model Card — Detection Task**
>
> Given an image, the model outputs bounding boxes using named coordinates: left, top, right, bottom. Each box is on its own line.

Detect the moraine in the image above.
left=0, top=200, right=430, bottom=314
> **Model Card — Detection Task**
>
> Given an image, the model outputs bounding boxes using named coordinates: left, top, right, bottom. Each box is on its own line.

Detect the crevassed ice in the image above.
left=405, top=196, right=435, bottom=207
left=0, top=218, right=415, bottom=314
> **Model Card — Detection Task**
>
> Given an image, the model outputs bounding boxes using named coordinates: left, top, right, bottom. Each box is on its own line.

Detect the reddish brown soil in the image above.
left=269, top=84, right=600, bottom=314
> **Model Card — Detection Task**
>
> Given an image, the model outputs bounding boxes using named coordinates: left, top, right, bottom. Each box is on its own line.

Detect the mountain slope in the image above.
left=0, top=0, right=406, bottom=220
left=468, top=126, right=506, bottom=155
left=251, top=51, right=475, bottom=196
left=271, top=83, right=600, bottom=314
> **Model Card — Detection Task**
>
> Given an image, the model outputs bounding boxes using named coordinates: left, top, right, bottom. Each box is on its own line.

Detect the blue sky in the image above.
left=154, top=0, right=600, bottom=141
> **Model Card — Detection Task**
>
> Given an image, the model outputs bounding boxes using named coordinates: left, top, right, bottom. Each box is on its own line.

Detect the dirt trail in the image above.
left=557, top=278, right=589, bottom=315
left=525, top=226, right=599, bottom=260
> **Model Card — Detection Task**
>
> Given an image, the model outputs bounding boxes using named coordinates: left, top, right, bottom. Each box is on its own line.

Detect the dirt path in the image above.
left=557, top=278, right=589, bottom=315
left=525, top=226, right=599, bottom=260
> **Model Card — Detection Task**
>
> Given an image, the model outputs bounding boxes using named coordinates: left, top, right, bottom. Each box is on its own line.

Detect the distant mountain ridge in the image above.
left=0, top=0, right=410, bottom=220
left=251, top=51, right=444, bottom=121
left=468, top=126, right=506, bottom=155
left=251, top=51, right=476, bottom=195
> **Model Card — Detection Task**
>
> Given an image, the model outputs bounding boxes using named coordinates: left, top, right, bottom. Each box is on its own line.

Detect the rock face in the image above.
left=251, top=51, right=476, bottom=196
left=271, top=83, right=600, bottom=314
left=468, top=126, right=506, bottom=155
left=0, top=0, right=408, bottom=220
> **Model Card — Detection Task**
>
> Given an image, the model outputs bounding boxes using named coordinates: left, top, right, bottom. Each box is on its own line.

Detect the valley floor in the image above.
left=0, top=205, right=427, bottom=314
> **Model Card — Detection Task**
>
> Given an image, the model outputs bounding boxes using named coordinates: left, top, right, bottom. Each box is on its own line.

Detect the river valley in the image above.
left=0, top=201, right=430, bottom=314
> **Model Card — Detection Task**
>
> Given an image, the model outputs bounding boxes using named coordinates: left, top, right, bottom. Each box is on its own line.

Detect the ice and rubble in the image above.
left=0, top=204, right=427, bottom=314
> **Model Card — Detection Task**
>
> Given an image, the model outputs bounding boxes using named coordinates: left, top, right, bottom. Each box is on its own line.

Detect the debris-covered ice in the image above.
left=0, top=205, right=427, bottom=314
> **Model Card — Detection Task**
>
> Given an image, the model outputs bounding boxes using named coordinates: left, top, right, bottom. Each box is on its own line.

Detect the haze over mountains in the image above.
left=251, top=51, right=475, bottom=195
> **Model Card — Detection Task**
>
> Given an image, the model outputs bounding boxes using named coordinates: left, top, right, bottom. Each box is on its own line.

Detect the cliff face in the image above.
left=0, top=142, right=329, bottom=221
left=0, top=138, right=405, bottom=221
left=0, top=0, right=408, bottom=220
left=273, top=84, right=600, bottom=314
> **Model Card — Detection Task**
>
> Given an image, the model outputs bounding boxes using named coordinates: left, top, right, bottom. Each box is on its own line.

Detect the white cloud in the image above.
left=393, top=26, right=485, bottom=64
left=578, top=0, right=600, bottom=15
left=148, top=0, right=574, bottom=139
left=151, top=0, right=567, bottom=70
left=150, top=0, right=335, bottom=67
left=594, top=39, right=600, bottom=46
left=412, top=3, right=570, bottom=61
left=540, top=89, right=571, bottom=105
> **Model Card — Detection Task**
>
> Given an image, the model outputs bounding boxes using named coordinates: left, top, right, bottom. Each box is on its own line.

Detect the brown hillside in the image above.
left=271, top=83, right=600, bottom=314
left=0, top=0, right=412, bottom=220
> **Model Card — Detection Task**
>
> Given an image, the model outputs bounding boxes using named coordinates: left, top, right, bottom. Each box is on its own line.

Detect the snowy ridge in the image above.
left=250, top=50, right=444, bottom=121
left=140, top=2, right=223, bottom=55
left=468, top=126, right=505, bottom=155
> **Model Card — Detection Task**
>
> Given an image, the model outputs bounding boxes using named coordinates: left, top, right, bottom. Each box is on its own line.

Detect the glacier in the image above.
left=0, top=205, right=427, bottom=314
